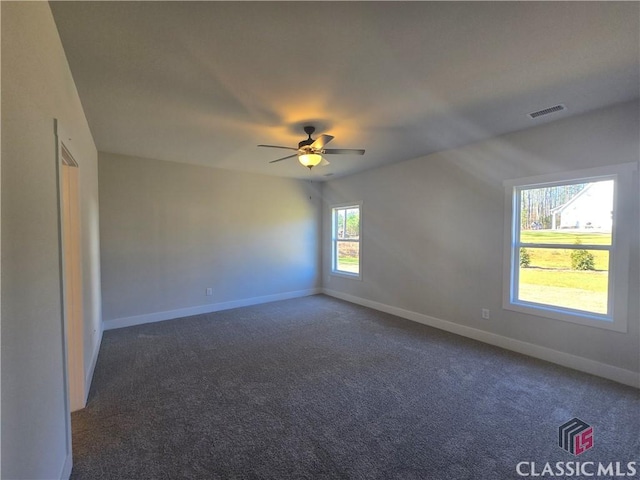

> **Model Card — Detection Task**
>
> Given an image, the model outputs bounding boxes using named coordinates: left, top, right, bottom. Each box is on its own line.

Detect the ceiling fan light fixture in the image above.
left=259, top=126, right=364, bottom=168
left=299, top=153, right=322, bottom=168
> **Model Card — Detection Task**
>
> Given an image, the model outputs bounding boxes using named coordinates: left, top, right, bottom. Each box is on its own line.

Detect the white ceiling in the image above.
left=51, top=1, right=639, bottom=180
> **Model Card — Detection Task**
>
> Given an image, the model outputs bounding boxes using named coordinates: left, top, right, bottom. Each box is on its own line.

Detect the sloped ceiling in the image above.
left=51, top=1, right=639, bottom=180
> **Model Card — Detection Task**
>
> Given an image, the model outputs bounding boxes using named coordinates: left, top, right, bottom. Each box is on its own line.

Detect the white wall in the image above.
left=323, top=101, right=640, bottom=380
left=1, top=2, right=102, bottom=478
left=99, top=153, right=321, bottom=328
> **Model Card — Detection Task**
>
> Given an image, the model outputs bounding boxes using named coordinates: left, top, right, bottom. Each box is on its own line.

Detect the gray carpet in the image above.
left=71, top=295, right=639, bottom=479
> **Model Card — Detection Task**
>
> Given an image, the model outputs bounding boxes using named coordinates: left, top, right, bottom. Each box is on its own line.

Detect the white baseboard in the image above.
left=104, top=288, right=322, bottom=331
left=60, top=452, right=72, bottom=480
left=84, top=323, right=103, bottom=404
left=323, top=289, right=640, bottom=389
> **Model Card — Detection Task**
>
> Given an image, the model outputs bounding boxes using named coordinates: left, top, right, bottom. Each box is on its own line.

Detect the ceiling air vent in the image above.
left=527, top=104, right=566, bottom=119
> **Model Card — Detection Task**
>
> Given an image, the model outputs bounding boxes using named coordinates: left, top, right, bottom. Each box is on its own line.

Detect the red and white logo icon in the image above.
left=559, top=417, right=594, bottom=456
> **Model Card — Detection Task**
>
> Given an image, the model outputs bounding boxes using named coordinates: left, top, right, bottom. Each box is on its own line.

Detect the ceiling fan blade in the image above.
left=322, top=148, right=365, bottom=155
left=319, top=157, right=331, bottom=167
left=310, top=134, right=334, bottom=150
left=258, top=144, right=298, bottom=151
left=269, top=154, right=298, bottom=164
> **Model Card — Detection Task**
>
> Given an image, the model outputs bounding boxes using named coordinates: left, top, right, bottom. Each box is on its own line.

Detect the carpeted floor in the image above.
left=71, top=295, right=639, bottom=479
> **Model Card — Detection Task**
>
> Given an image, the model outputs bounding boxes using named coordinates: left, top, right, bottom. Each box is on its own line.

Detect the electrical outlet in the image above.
left=481, top=308, right=490, bottom=320
left=206, top=288, right=213, bottom=296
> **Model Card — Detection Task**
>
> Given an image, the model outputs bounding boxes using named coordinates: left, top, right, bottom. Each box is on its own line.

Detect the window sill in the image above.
left=503, top=300, right=627, bottom=333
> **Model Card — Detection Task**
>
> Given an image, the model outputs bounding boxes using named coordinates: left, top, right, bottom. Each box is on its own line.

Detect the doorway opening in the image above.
left=59, top=137, right=86, bottom=412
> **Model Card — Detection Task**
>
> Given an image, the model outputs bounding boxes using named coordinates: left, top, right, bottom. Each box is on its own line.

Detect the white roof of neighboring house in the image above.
left=550, top=181, right=613, bottom=214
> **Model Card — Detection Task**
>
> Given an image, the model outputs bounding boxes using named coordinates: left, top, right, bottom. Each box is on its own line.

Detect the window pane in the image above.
left=344, top=208, right=360, bottom=238
left=519, top=180, right=613, bottom=245
left=336, top=241, right=359, bottom=274
left=518, top=248, right=609, bottom=314
left=337, top=209, right=346, bottom=239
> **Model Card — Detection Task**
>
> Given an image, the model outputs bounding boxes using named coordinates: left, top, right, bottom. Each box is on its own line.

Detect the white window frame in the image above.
left=502, top=163, right=636, bottom=332
left=331, top=203, right=362, bottom=279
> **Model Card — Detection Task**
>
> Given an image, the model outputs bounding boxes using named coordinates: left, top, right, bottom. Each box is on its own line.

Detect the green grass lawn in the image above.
left=523, top=248, right=609, bottom=270
left=519, top=230, right=610, bottom=313
left=519, top=268, right=607, bottom=292
left=520, top=231, right=610, bottom=270
left=336, top=255, right=360, bottom=273
left=518, top=282, right=608, bottom=314
left=337, top=256, right=359, bottom=265
left=519, top=264, right=609, bottom=314
left=520, top=230, right=611, bottom=245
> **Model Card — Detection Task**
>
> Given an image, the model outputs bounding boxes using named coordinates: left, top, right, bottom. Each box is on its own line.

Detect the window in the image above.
left=503, top=164, right=635, bottom=332
left=332, top=204, right=361, bottom=278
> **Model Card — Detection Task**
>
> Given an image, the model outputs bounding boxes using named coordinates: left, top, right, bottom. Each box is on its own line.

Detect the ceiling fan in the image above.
left=258, top=126, right=365, bottom=169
